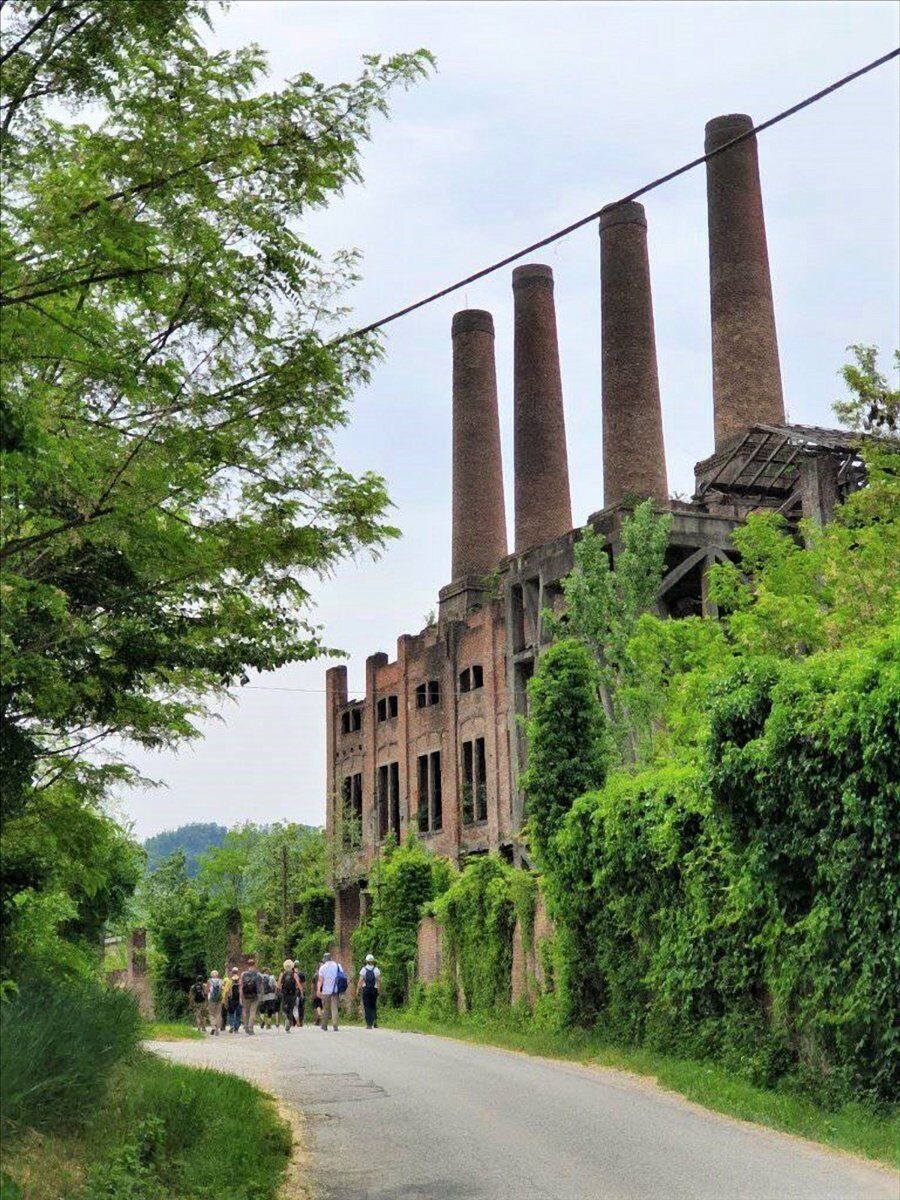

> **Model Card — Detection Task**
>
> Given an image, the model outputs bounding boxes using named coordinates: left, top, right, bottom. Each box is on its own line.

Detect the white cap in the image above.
left=365, top=954, right=375, bottom=963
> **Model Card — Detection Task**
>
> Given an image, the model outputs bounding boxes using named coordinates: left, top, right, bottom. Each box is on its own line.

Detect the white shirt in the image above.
left=358, top=965, right=381, bottom=986
left=318, top=959, right=340, bottom=995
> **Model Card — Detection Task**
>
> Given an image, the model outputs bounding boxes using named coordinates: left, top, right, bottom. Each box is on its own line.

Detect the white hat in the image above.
left=365, top=954, right=375, bottom=963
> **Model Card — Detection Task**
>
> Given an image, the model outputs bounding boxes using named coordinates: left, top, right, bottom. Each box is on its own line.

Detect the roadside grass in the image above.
left=1, top=977, right=290, bottom=1199
left=387, top=1010, right=900, bottom=1170
left=142, top=1019, right=205, bottom=1041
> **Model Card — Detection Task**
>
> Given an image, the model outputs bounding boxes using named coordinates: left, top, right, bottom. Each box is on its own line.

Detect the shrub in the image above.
left=0, top=977, right=141, bottom=1136
left=351, top=837, right=454, bottom=1004
left=522, top=638, right=609, bottom=874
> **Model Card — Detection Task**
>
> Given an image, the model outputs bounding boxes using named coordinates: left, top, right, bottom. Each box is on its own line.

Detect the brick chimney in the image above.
left=706, top=114, right=785, bottom=448
left=451, top=310, right=507, bottom=580
left=599, top=201, right=669, bottom=507
left=512, top=264, right=572, bottom=552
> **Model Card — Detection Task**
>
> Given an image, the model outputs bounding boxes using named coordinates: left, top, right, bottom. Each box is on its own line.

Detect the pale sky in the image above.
left=117, top=1, right=900, bottom=839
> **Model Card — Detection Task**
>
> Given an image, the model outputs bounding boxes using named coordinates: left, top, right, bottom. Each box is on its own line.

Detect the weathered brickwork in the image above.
left=325, top=114, right=863, bottom=976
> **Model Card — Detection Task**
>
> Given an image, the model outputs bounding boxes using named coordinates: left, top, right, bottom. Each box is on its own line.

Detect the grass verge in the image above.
left=142, top=1020, right=204, bottom=1041
left=0, top=1049, right=291, bottom=1200
left=388, top=1009, right=900, bottom=1170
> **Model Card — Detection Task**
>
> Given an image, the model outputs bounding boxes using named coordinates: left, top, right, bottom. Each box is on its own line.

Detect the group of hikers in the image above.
left=189, top=951, right=382, bottom=1034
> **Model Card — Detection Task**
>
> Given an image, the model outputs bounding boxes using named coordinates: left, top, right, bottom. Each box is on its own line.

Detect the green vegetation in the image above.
left=1, top=0, right=430, bottom=976
left=387, top=1010, right=900, bottom=1169
left=0, top=3, right=431, bottom=1192
left=143, top=824, right=228, bottom=878
left=351, top=838, right=455, bottom=1004
left=141, top=822, right=331, bottom=1017
left=142, top=1022, right=204, bottom=1042
left=1, top=1052, right=291, bottom=1200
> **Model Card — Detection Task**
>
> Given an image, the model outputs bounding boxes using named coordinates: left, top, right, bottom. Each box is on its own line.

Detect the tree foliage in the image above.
left=521, top=638, right=609, bottom=874
left=143, top=822, right=227, bottom=876
left=0, top=0, right=431, bottom=979
left=351, top=837, right=455, bottom=1004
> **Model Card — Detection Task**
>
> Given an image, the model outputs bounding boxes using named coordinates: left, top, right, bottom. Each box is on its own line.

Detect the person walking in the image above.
left=225, top=969, right=242, bottom=1033
left=277, top=960, right=301, bottom=1032
left=316, top=951, right=345, bottom=1032
left=207, top=970, right=223, bottom=1035
left=356, top=954, right=381, bottom=1029
left=295, top=970, right=307, bottom=1027
left=240, top=956, right=262, bottom=1034
left=311, top=961, right=323, bottom=1026
left=190, top=975, right=207, bottom=1031
left=260, top=970, right=277, bottom=1030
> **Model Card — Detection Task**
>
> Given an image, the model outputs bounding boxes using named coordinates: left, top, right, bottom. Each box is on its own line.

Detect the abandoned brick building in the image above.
left=325, top=113, right=864, bottom=970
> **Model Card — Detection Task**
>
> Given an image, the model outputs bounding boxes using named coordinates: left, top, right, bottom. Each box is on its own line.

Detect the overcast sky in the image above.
left=117, top=0, right=900, bottom=840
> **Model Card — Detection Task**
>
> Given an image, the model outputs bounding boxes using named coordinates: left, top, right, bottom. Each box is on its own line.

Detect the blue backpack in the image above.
left=335, top=965, right=349, bottom=995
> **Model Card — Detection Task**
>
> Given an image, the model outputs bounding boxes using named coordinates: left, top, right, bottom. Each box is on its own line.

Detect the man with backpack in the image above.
left=259, top=970, right=278, bottom=1030
left=225, top=969, right=242, bottom=1032
left=239, top=956, right=262, bottom=1034
left=316, top=951, right=347, bottom=1032
left=207, top=970, right=223, bottom=1035
left=356, top=954, right=381, bottom=1030
left=190, top=975, right=207, bottom=1031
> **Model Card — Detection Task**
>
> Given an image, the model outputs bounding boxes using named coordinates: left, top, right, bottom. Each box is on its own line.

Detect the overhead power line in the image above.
left=335, top=46, right=899, bottom=346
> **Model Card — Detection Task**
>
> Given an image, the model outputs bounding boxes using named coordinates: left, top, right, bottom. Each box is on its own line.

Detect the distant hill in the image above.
left=143, top=822, right=228, bottom=876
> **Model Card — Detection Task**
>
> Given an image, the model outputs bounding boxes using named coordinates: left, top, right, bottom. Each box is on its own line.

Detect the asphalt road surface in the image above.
left=152, top=1026, right=897, bottom=1200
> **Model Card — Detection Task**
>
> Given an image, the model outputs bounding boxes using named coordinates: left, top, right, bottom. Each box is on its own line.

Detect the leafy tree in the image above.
left=351, top=837, right=454, bottom=1004
left=0, top=0, right=431, bottom=817
left=521, top=639, right=609, bottom=874
left=552, top=500, right=671, bottom=761
left=143, top=822, right=227, bottom=876
left=833, top=344, right=899, bottom=434
left=0, top=0, right=431, bottom=974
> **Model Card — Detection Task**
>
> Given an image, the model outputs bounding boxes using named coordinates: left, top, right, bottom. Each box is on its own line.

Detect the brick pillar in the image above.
left=706, top=114, right=785, bottom=448
left=513, top=264, right=573, bottom=552
left=324, top=666, right=347, bottom=844
left=599, top=201, right=669, bottom=507
left=451, top=310, right=507, bottom=580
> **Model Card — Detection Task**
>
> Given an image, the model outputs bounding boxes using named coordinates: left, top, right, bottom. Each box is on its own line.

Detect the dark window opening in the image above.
left=430, top=750, right=443, bottom=831
left=416, top=680, right=441, bottom=708
left=459, top=668, right=471, bottom=694
left=342, top=773, right=363, bottom=848
left=377, top=764, right=389, bottom=840
left=389, top=761, right=401, bottom=839
left=471, top=664, right=484, bottom=689
left=475, top=737, right=487, bottom=821
left=511, top=585, right=526, bottom=652
left=350, top=707, right=362, bottom=732
left=388, top=695, right=398, bottom=718
left=377, top=695, right=399, bottom=723
left=416, top=752, right=443, bottom=833
left=462, top=741, right=474, bottom=824
left=341, top=712, right=350, bottom=735
left=377, top=698, right=387, bottom=722
left=417, top=755, right=429, bottom=832
left=462, top=737, right=488, bottom=825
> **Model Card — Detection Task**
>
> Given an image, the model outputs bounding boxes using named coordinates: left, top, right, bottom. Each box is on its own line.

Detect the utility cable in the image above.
left=334, top=46, right=899, bottom=346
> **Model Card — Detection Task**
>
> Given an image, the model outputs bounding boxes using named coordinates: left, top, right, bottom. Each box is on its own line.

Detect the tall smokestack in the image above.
left=451, top=310, right=507, bottom=580
left=706, top=114, right=785, bottom=447
left=599, top=201, right=669, bottom=507
left=513, top=264, right=572, bottom=552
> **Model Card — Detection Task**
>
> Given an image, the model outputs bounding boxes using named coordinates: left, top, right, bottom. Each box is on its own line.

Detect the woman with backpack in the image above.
left=206, top=970, right=223, bottom=1034
left=276, top=959, right=301, bottom=1032
left=225, top=968, right=242, bottom=1033
left=190, top=975, right=207, bottom=1031
left=356, top=954, right=381, bottom=1029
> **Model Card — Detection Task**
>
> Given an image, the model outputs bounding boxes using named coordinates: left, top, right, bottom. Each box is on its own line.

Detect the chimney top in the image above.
left=512, top=263, right=553, bottom=290
left=705, top=113, right=754, bottom=151
left=599, top=200, right=647, bottom=232
left=452, top=309, right=494, bottom=337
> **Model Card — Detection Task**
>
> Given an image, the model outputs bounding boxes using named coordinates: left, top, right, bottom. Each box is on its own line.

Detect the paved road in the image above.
left=152, top=1027, right=897, bottom=1200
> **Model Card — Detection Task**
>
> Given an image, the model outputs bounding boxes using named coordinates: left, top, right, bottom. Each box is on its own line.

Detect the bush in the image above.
left=351, top=837, right=454, bottom=1004
left=1, top=977, right=141, bottom=1136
